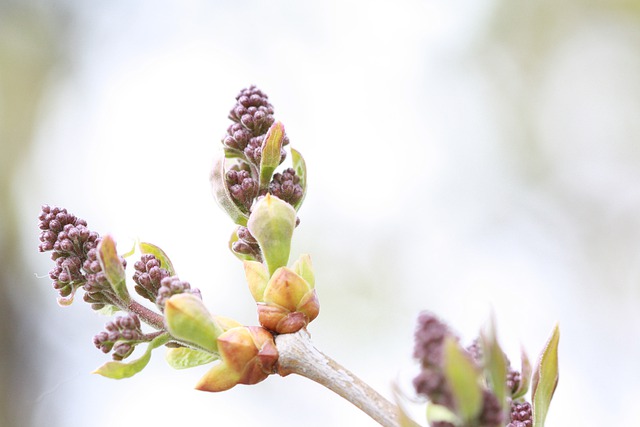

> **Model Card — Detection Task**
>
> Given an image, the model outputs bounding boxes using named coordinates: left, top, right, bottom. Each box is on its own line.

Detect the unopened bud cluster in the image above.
left=93, top=314, right=144, bottom=360
left=38, top=205, right=124, bottom=309
left=413, top=312, right=540, bottom=427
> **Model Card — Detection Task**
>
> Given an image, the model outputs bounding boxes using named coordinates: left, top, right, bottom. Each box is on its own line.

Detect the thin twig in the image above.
left=275, top=329, right=400, bottom=427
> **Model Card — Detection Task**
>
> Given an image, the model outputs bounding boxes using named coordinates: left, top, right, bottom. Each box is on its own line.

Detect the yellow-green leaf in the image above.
left=443, top=337, right=483, bottom=423
left=166, top=347, right=217, bottom=370
left=532, top=324, right=560, bottom=427
left=259, top=121, right=285, bottom=188
left=93, top=333, right=170, bottom=379
left=247, top=194, right=296, bottom=275
left=481, top=317, right=507, bottom=408
left=164, top=294, right=224, bottom=353
left=139, top=241, right=176, bottom=276
left=290, top=148, right=307, bottom=211
left=513, top=346, right=532, bottom=399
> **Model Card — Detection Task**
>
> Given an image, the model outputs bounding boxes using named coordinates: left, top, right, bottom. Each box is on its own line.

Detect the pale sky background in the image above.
left=2, top=1, right=640, bottom=426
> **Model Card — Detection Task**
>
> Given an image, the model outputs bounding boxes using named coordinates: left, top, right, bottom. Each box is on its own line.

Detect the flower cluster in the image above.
left=507, top=401, right=532, bottom=427
left=156, top=276, right=202, bottom=308
left=93, top=313, right=145, bottom=360
left=38, top=205, right=124, bottom=309
left=412, top=312, right=545, bottom=427
left=132, top=253, right=171, bottom=308
left=222, top=85, right=288, bottom=167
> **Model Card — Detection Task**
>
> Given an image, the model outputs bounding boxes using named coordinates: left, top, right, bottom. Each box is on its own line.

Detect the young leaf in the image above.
left=259, top=121, right=285, bottom=189
left=532, top=324, right=560, bottom=427
left=290, top=148, right=307, bottom=211
left=481, top=317, right=507, bottom=408
left=443, top=337, right=483, bottom=423
left=513, top=346, right=532, bottom=400
left=244, top=260, right=269, bottom=302
left=164, top=294, right=224, bottom=353
left=210, top=151, right=250, bottom=226
left=166, top=347, right=217, bottom=370
left=139, top=241, right=176, bottom=276
left=247, top=194, right=296, bottom=275
left=93, top=333, right=170, bottom=379
left=426, top=403, right=459, bottom=426
left=391, top=382, right=424, bottom=427
left=97, top=234, right=130, bottom=304
left=292, top=254, right=315, bottom=288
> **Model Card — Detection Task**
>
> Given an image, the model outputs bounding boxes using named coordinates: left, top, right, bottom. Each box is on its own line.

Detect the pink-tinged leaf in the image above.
left=93, top=333, right=170, bottom=379
left=97, top=235, right=129, bottom=303
left=532, top=324, right=560, bottom=427
left=139, top=241, right=175, bottom=276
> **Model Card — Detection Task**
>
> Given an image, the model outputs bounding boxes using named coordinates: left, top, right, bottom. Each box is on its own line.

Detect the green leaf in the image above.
left=139, top=241, right=176, bottom=275
left=443, top=337, right=483, bottom=423
left=93, top=333, right=170, bottom=379
left=513, top=346, right=532, bottom=399
left=292, top=254, right=315, bottom=288
left=247, top=194, right=297, bottom=275
left=290, top=148, right=307, bottom=211
left=97, top=234, right=130, bottom=304
left=532, top=324, right=560, bottom=427
left=426, top=403, right=459, bottom=426
left=259, top=121, right=285, bottom=189
left=210, top=150, right=249, bottom=226
left=165, top=347, right=217, bottom=370
left=164, top=294, right=223, bottom=353
left=481, top=317, right=507, bottom=408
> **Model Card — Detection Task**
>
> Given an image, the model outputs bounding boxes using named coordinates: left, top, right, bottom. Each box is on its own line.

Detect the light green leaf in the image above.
left=93, top=333, right=170, bottom=379
left=97, top=235, right=130, bottom=304
left=164, top=294, right=223, bottom=353
left=481, top=317, right=507, bottom=408
left=210, top=151, right=249, bottom=226
left=247, top=194, right=296, bottom=275
left=259, top=121, right=285, bottom=189
left=292, top=254, right=315, bottom=288
left=165, top=347, right=217, bottom=370
left=443, top=337, right=483, bottom=423
left=532, top=324, right=560, bottom=427
left=139, top=241, right=176, bottom=276
left=513, top=346, right=532, bottom=399
left=290, top=148, right=307, bottom=211
left=426, top=403, right=459, bottom=426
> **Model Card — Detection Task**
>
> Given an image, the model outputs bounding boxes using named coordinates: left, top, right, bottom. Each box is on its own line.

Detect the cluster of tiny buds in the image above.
left=228, top=85, right=275, bottom=135
left=226, top=167, right=258, bottom=212
left=223, top=85, right=288, bottom=168
left=507, top=401, right=532, bottom=427
left=38, top=205, right=120, bottom=309
left=232, top=226, right=263, bottom=261
left=93, top=313, right=144, bottom=361
left=413, top=312, right=516, bottom=426
left=156, top=276, right=202, bottom=308
left=132, top=254, right=171, bottom=308
left=268, top=168, right=303, bottom=207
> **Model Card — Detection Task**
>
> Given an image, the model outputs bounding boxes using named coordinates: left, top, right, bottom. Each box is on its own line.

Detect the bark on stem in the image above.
left=275, top=329, right=400, bottom=427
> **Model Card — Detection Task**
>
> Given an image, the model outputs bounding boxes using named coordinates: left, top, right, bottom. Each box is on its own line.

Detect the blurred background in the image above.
left=2, top=0, right=639, bottom=426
